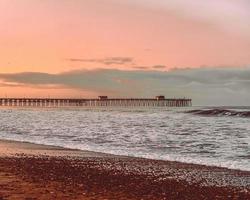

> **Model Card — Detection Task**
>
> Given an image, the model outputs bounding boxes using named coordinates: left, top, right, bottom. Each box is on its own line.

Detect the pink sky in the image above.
left=0, top=0, right=250, bottom=101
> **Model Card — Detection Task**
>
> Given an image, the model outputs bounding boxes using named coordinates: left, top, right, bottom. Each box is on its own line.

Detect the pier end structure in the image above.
left=0, top=96, right=192, bottom=107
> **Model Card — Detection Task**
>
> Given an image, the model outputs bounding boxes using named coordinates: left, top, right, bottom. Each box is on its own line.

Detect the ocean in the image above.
left=0, top=107, right=249, bottom=171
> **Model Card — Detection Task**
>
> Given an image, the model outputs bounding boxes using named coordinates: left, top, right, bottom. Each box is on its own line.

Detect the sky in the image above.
left=0, top=0, right=250, bottom=105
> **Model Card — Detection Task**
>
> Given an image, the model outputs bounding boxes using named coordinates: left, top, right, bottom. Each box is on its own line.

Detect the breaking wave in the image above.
left=187, top=109, right=250, bottom=117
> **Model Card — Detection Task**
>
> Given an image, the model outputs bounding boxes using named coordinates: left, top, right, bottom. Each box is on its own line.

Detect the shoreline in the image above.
left=1, top=138, right=249, bottom=172
left=0, top=139, right=118, bottom=158
left=0, top=139, right=250, bottom=199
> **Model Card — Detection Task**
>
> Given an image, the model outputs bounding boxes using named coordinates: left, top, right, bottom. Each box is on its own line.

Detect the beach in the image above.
left=0, top=140, right=249, bottom=200
left=1, top=0, right=250, bottom=199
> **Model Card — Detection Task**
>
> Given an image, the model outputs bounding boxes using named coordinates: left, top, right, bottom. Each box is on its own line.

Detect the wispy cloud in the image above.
left=133, top=65, right=166, bottom=70
left=1, top=67, right=250, bottom=105
left=67, top=57, right=134, bottom=65
left=152, top=65, right=166, bottom=69
left=133, top=66, right=150, bottom=70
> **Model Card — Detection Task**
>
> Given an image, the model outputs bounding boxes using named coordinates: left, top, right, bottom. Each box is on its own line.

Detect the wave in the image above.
left=186, top=109, right=250, bottom=117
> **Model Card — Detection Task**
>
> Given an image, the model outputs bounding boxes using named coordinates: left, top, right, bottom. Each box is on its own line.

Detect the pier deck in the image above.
left=0, top=97, right=192, bottom=107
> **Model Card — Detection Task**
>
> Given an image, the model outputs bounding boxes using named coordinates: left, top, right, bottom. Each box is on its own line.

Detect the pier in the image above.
left=0, top=96, right=192, bottom=107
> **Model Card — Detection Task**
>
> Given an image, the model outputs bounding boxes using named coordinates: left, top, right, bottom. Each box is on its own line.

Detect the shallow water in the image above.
left=0, top=107, right=249, bottom=171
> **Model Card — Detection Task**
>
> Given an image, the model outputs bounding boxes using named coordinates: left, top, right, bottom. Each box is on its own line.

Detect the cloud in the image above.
left=1, top=67, right=250, bottom=105
left=133, top=66, right=150, bottom=70
left=133, top=65, right=166, bottom=70
left=67, top=57, right=134, bottom=65
left=152, top=65, right=166, bottom=69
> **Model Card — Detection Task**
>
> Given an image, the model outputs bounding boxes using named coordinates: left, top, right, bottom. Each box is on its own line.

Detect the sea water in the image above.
left=0, top=107, right=249, bottom=171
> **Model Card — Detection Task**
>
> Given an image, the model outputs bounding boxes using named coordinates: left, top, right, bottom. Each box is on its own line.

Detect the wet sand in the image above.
left=0, top=140, right=249, bottom=200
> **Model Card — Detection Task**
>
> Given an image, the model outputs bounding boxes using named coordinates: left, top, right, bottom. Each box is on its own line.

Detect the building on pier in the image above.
left=98, top=96, right=108, bottom=100
left=155, top=95, right=165, bottom=100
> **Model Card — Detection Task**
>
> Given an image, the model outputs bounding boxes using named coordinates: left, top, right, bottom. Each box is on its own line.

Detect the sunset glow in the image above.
left=1, top=0, right=250, bottom=104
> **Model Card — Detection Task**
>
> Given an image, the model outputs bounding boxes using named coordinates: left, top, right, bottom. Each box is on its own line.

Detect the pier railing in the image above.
left=0, top=98, right=192, bottom=107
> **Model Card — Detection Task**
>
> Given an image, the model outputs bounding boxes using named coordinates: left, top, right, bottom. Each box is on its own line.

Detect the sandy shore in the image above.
left=0, top=140, right=249, bottom=200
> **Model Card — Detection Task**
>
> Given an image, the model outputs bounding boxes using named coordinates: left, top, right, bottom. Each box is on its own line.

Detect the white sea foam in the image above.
left=0, top=107, right=249, bottom=171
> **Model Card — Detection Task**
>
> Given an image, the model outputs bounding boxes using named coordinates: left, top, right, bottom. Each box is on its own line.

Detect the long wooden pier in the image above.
left=0, top=96, right=192, bottom=107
